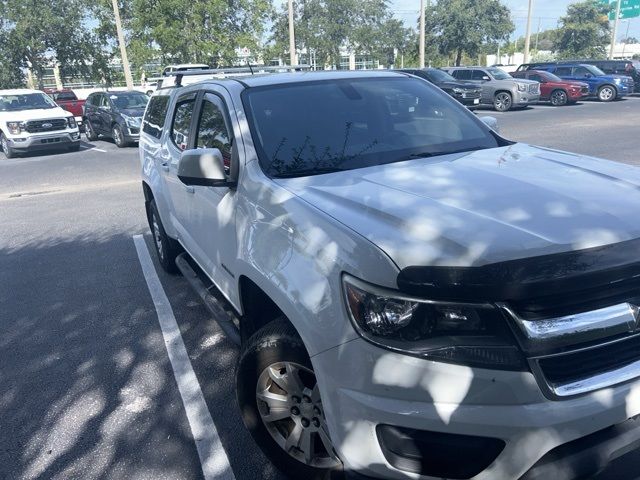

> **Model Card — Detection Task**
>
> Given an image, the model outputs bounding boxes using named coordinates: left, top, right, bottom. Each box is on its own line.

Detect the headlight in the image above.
left=452, top=87, right=464, bottom=94
left=517, top=83, right=527, bottom=92
left=6, top=121, right=23, bottom=135
left=67, top=117, right=77, bottom=128
left=122, top=115, right=141, bottom=128
left=614, top=78, right=622, bottom=84
left=343, top=275, right=525, bottom=370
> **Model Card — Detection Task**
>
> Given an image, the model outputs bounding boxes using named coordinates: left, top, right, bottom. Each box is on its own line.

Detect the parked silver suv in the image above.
left=444, top=66, right=540, bottom=111
left=140, top=70, right=640, bottom=480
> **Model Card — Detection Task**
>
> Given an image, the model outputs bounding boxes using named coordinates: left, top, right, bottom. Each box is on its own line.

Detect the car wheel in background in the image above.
left=85, top=120, right=98, bottom=141
left=550, top=89, right=568, bottom=106
left=1, top=133, right=16, bottom=159
left=112, top=125, right=127, bottom=148
left=237, top=318, right=343, bottom=480
left=493, top=92, right=512, bottom=112
left=598, top=85, right=616, bottom=102
left=147, top=199, right=181, bottom=274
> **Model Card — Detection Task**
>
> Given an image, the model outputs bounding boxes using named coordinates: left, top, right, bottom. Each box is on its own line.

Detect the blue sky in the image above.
left=389, top=0, right=640, bottom=40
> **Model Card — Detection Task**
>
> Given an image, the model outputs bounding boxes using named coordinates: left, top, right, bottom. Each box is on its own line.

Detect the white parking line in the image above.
left=80, top=144, right=107, bottom=153
left=133, top=234, right=236, bottom=480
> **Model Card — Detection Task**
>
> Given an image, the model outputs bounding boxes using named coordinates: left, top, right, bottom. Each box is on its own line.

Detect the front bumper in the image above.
left=313, top=337, right=640, bottom=480
left=6, top=131, right=81, bottom=152
left=513, top=92, right=540, bottom=105
left=123, top=125, right=140, bottom=142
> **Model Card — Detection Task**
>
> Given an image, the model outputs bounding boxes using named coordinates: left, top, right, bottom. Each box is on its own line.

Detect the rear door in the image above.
left=85, top=94, right=101, bottom=132
left=470, top=70, right=493, bottom=102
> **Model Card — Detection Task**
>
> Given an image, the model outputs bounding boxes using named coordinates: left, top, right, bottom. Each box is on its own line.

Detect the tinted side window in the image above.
left=529, top=73, right=543, bottom=82
left=171, top=99, right=195, bottom=150
left=471, top=70, right=487, bottom=80
left=143, top=96, right=170, bottom=140
left=453, top=70, right=471, bottom=80
left=554, top=67, right=572, bottom=76
left=573, top=66, right=591, bottom=77
left=196, top=96, right=233, bottom=172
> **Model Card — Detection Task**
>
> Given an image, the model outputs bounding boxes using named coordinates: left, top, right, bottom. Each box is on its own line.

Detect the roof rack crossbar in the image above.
left=163, top=65, right=312, bottom=78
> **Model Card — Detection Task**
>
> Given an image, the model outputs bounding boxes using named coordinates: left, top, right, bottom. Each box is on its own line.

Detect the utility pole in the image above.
left=419, top=0, right=425, bottom=68
left=622, top=20, right=631, bottom=57
left=288, top=0, right=297, bottom=66
left=111, top=0, right=133, bottom=90
left=535, top=17, right=541, bottom=51
left=609, top=0, right=622, bottom=60
left=523, top=0, right=534, bottom=63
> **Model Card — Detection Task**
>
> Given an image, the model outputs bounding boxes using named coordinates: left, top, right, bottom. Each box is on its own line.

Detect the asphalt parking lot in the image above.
left=2, top=96, right=640, bottom=480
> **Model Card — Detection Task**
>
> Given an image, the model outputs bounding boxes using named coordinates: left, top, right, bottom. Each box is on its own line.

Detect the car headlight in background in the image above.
left=67, top=117, right=77, bottom=129
left=517, top=83, right=527, bottom=92
left=6, top=121, right=24, bottom=135
left=614, top=78, right=622, bottom=84
left=343, top=275, right=526, bottom=370
left=122, top=115, right=141, bottom=128
left=452, top=87, right=464, bottom=94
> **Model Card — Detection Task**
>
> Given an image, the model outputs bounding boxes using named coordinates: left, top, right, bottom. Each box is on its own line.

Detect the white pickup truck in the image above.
left=140, top=70, right=640, bottom=480
left=0, top=89, right=81, bottom=159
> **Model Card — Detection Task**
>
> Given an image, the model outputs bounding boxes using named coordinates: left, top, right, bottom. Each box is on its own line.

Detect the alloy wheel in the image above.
left=256, top=361, right=340, bottom=469
left=599, top=87, right=614, bottom=101
left=152, top=215, right=164, bottom=260
left=113, top=126, right=122, bottom=146
left=1, top=136, right=7, bottom=154
left=494, top=93, right=512, bottom=112
left=551, top=90, right=567, bottom=106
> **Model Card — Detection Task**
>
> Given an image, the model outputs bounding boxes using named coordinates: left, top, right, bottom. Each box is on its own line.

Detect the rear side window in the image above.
left=171, top=99, right=195, bottom=150
left=142, top=96, right=170, bottom=140
left=471, top=70, right=486, bottom=80
left=555, top=67, right=572, bottom=76
left=453, top=70, right=471, bottom=80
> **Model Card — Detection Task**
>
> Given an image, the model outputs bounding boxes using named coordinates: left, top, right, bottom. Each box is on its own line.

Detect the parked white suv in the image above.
left=140, top=71, right=640, bottom=480
left=0, top=89, right=81, bottom=158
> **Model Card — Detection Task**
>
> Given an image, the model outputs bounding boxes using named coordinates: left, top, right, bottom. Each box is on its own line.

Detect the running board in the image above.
left=175, top=253, right=241, bottom=346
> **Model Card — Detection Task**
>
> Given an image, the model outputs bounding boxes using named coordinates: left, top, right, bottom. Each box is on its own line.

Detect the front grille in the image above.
left=462, top=90, right=482, bottom=99
left=528, top=84, right=539, bottom=94
left=25, top=118, right=67, bottom=133
left=538, top=334, right=640, bottom=385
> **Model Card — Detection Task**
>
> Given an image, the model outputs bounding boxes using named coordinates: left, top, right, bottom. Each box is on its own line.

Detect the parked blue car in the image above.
left=517, top=63, right=634, bottom=102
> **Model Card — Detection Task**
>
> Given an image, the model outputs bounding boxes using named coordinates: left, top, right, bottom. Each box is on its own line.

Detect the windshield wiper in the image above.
left=272, top=166, right=345, bottom=178
left=406, top=146, right=487, bottom=159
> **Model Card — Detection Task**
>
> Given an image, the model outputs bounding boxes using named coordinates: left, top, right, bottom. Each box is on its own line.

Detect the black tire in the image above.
left=598, top=85, right=616, bottom=102
left=0, top=132, right=16, bottom=159
left=148, top=199, right=181, bottom=274
left=493, top=92, right=512, bottom=112
left=237, top=319, right=343, bottom=480
left=85, top=119, right=98, bottom=141
left=112, top=124, right=127, bottom=148
left=550, top=89, right=568, bottom=106
left=68, top=143, right=81, bottom=152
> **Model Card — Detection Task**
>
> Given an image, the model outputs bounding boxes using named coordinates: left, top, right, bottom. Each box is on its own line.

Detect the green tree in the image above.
left=268, top=0, right=413, bottom=68
left=554, top=0, right=610, bottom=59
left=426, top=0, right=514, bottom=66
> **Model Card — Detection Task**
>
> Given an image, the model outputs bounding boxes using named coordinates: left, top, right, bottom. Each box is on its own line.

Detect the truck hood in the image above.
left=277, top=143, right=640, bottom=269
left=1, top=107, right=71, bottom=122
left=120, top=108, right=145, bottom=118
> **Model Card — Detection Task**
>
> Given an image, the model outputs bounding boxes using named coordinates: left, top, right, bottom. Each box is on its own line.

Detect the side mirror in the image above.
left=480, top=116, right=499, bottom=133
left=482, top=76, right=491, bottom=81
left=177, top=148, right=235, bottom=188
left=585, top=73, right=593, bottom=78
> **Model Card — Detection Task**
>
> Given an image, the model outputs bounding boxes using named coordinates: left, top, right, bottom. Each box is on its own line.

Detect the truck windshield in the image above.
left=486, top=68, right=512, bottom=80
left=243, top=77, right=500, bottom=178
left=0, top=93, right=57, bottom=111
left=51, top=91, right=77, bottom=101
left=109, top=92, right=149, bottom=110
left=426, top=69, right=456, bottom=82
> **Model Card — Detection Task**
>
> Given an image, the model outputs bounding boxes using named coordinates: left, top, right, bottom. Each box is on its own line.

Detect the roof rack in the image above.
left=158, top=65, right=313, bottom=89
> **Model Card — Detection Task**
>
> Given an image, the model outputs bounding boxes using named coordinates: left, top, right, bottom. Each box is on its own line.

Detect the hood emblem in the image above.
left=42, top=122, right=53, bottom=128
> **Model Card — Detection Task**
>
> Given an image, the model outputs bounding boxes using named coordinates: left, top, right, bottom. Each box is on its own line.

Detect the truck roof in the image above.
left=0, top=88, right=42, bottom=95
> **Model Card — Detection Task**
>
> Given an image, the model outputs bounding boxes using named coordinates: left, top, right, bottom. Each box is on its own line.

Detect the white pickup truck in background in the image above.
left=0, top=89, right=81, bottom=159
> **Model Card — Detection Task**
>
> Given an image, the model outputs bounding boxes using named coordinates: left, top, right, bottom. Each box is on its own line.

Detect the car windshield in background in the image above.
left=586, top=65, right=606, bottom=76
left=427, top=69, right=457, bottom=82
left=486, top=68, right=512, bottom=80
left=242, top=77, right=499, bottom=178
left=51, top=92, right=77, bottom=101
left=0, top=93, right=58, bottom=111
left=110, top=92, right=149, bottom=110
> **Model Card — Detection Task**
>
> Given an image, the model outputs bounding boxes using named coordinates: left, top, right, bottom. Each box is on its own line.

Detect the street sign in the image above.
left=608, top=0, right=640, bottom=20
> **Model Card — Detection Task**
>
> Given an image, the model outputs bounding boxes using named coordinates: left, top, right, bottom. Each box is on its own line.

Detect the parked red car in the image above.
left=44, top=89, right=85, bottom=131
left=511, top=70, right=589, bottom=106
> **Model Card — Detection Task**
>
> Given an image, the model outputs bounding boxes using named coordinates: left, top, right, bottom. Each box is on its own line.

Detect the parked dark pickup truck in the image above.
left=45, top=89, right=85, bottom=131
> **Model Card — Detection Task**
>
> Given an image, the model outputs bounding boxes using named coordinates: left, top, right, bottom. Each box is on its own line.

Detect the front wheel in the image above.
left=1, top=133, right=16, bottom=159
left=550, top=89, right=568, bottom=106
left=237, top=319, right=342, bottom=480
left=112, top=124, right=127, bottom=148
left=598, top=85, right=616, bottom=102
left=147, top=199, right=181, bottom=273
left=493, top=92, right=512, bottom=112
left=85, top=119, right=98, bottom=141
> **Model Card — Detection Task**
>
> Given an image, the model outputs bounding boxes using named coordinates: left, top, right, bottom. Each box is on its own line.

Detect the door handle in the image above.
left=185, top=185, right=195, bottom=194
left=161, top=162, right=170, bottom=172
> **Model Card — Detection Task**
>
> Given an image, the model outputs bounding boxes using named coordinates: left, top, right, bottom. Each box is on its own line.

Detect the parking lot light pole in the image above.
left=523, top=0, right=534, bottom=64
left=609, top=0, right=622, bottom=60
left=419, top=0, right=425, bottom=68
left=288, top=0, right=297, bottom=66
left=111, top=0, right=134, bottom=90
